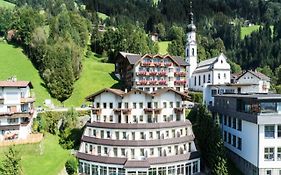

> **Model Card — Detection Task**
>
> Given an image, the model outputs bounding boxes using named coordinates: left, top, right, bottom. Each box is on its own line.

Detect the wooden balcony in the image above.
left=92, top=108, right=101, bottom=115
left=122, top=109, right=132, bottom=114
left=113, top=108, right=121, bottom=114
left=174, top=107, right=184, bottom=114
left=174, top=72, right=186, bottom=77
left=20, top=97, right=35, bottom=104
left=144, top=108, right=153, bottom=114
left=174, top=80, right=186, bottom=85
left=154, top=108, right=162, bottom=114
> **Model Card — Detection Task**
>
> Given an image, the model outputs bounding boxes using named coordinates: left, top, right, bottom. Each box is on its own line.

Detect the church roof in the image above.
left=193, top=53, right=228, bottom=73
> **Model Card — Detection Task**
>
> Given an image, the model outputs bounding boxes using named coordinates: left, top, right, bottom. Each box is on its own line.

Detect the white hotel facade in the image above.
left=77, top=88, right=200, bottom=175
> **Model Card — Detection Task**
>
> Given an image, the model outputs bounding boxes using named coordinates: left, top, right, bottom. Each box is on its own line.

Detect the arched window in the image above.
left=192, top=48, right=195, bottom=56
left=194, top=76, right=197, bottom=86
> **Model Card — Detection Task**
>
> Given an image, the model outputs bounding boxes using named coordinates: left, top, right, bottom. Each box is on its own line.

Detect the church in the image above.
left=185, top=11, right=231, bottom=91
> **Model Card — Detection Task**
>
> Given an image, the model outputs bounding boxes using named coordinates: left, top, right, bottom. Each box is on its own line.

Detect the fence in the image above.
left=0, top=133, right=43, bottom=147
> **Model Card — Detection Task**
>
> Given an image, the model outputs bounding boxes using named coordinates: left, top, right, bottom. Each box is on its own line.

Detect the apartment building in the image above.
left=0, top=79, right=35, bottom=141
left=77, top=88, right=200, bottom=175
left=211, top=93, right=281, bottom=175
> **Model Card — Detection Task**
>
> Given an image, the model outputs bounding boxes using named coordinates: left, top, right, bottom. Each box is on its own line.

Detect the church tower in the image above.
left=186, top=2, right=197, bottom=86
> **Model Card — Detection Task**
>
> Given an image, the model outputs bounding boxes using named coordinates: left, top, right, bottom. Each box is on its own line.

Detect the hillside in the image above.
left=64, top=55, right=118, bottom=106
left=0, top=0, right=15, bottom=8
left=158, top=41, right=170, bottom=54
left=0, top=42, right=57, bottom=106
left=0, top=42, right=117, bottom=107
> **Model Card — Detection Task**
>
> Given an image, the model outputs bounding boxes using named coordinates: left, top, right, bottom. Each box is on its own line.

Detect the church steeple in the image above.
left=186, top=0, right=197, bottom=86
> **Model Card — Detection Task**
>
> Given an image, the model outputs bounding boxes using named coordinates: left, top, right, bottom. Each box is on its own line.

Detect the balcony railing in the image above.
left=92, top=108, right=101, bottom=115
left=148, top=80, right=158, bottom=85
left=113, top=108, right=121, bottom=114
left=122, top=109, right=132, bottom=114
left=174, top=80, right=186, bottom=85
left=174, top=107, right=184, bottom=114
left=20, top=97, right=35, bottom=104
left=164, top=62, right=172, bottom=67
left=141, top=62, right=153, bottom=67
left=137, top=71, right=148, bottom=76
left=158, top=72, right=167, bottom=76
left=149, top=72, right=158, bottom=76
left=158, top=80, right=167, bottom=85
left=144, top=108, right=153, bottom=114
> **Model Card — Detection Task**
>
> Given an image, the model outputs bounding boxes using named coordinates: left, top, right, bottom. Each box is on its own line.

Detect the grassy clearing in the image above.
left=0, top=0, right=15, bottom=8
left=0, top=42, right=58, bottom=106
left=0, top=134, right=70, bottom=175
left=97, top=12, right=109, bottom=20
left=158, top=41, right=170, bottom=55
left=241, top=25, right=274, bottom=39
left=64, top=54, right=118, bottom=106
left=241, top=25, right=261, bottom=39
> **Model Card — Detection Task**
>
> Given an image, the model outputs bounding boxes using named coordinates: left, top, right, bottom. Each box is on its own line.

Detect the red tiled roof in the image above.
left=0, top=81, right=33, bottom=88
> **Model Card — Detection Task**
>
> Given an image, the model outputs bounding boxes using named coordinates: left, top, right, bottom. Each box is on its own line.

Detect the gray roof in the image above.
left=197, top=57, right=218, bottom=68
left=172, top=56, right=189, bottom=66
left=237, top=70, right=271, bottom=81
left=214, top=93, right=281, bottom=100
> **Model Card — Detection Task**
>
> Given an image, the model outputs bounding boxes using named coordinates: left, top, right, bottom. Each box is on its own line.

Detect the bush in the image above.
left=65, top=157, right=78, bottom=175
left=276, top=85, right=281, bottom=94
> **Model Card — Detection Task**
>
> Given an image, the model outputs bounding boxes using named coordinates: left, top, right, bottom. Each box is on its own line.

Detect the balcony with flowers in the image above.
left=154, top=62, right=164, bottom=67
left=137, top=71, right=148, bottom=76
left=141, top=62, right=152, bottom=67
left=149, top=72, right=158, bottom=76
left=137, top=80, right=148, bottom=85
left=157, top=71, right=167, bottom=76
left=148, top=80, right=158, bottom=85
left=158, top=80, right=167, bottom=85
left=164, top=62, right=173, bottom=67
left=174, top=72, right=186, bottom=77
left=174, top=80, right=186, bottom=85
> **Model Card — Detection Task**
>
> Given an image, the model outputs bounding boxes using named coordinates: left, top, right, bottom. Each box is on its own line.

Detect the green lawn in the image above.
left=0, top=0, right=15, bottom=8
left=0, top=134, right=70, bottom=175
left=241, top=25, right=261, bottom=39
left=158, top=41, right=170, bottom=55
left=0, top=42, right=58, bottom=106
left=241, top=25, right=274, bottom=39
left=97, top=12, right=109, bottom=20
left=64, top=55, right=118, bottom=106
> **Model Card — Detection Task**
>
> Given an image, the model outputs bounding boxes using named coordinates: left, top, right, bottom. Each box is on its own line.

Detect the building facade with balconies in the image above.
left=115, top=52, right=188, bottom=93
left=0, top=79, right=35, bottom=141
left=77, top=88, right=200, bottom=175
left=211, top=93, right=281, bottom=175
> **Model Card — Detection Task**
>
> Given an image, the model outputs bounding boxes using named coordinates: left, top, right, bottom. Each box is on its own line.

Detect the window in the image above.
left=118, top=102, right=122, bottom=108
left=149, top=132, right=153, bottom=139
left=150, top=148, right=154, bottom=155
left=238, top=137, right=242, bottom=150
left=224, top=73, right=226, bottom=79
left=107, top=131, right=111, bottom=138
left=278, top=147, right=281, bottom=161
left=115, top=131, right=119, bottom=140
left=163, top=102, right=167, bottom=108
left=232, top=118, right=236, bottom=129
left=238, top=119, right=242, bottom=131
left=228, top=116, right=231, bottom=127
left=103, top=103, right=107, bottom=108
left=140, top=132, right=145, bottom=139
left=121, top=148, right=126, bottom=156
left=168, top=166, right=176, bottom=175
left=122, top=132, right=127, bottom=139
left=93, top=130, right=96, bottom=137
left=114, top=148, right=118, bottom=157
left=176, top=101, right=180, bottom=108
left=266, top=170, right=272, bottom=175
left=265, top=125, right=275, bottom=138
left=199, top=76, right=201, bottom=86
left=133, top=115, right=137, bottom=123
left=140, top=148, right=145, bottom=156
left=109, top=103, right=113, bottom=109
left=103, top=115, right=106, bottom=122
left=194, top=76, right=197, bottom=86
left=109, top=115, right=113, bottom=122
left=228, top=133, right=231, bottom=144
left=208, top=74, right=211, bottom=82
left=218, top=73, right=221, bottom=79
left=264, top=147, right=274, bottom=161
left=139, top=115, right=143, bottom=122
left=132, top=132, right=135, bottom=140
left=133, top=103, right=137, bottom=109
left=101, top=130, right=104, bottom=138
left=166, top=131, right=169, bottom=138
left=97, top=146, right=101, bottom=155
left=131, top=149, right=135, bottom=159
left=203, top=74, right=206, bottom=83
left=192, top=48, right=195, bottom=56
left=154, top=102, right=158, bottom=108
left=96, top=102, right=100, bottom=108
left=193, top=161, right=199, bottom=173
left=278, top=125, right=281, bottom=137
left=139, top=102, right=143, bottom=108
left=157, top=131, right=160, bottom=139
left=104, top=147, right=108, bottom=154
left=224, top=131, right=227, bottom=142
left=232, top=135, right=236, bottom=147
left=125, top=102, right=129, bottom=108
left=169, top=102, right=173, bottom=108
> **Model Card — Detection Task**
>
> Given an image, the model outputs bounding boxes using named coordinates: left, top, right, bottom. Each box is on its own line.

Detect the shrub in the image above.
left=276, top=85, right=281, bottom=94
left=65, top=157, right=78, bottom=175
left=189, top=92, right=203, bottom=103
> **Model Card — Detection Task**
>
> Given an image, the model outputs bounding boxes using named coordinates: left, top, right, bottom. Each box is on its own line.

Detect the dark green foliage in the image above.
left=188, top=105, right=228, bottom=175
left=0, top=146, right=22, bottom=175
left=228, top=60, right=242, bottom=74
left=276, top=85, right=281, bottom=94
left=188, top=92, right=203, bottom=104
left=65, top=157, right=78, bottom=175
